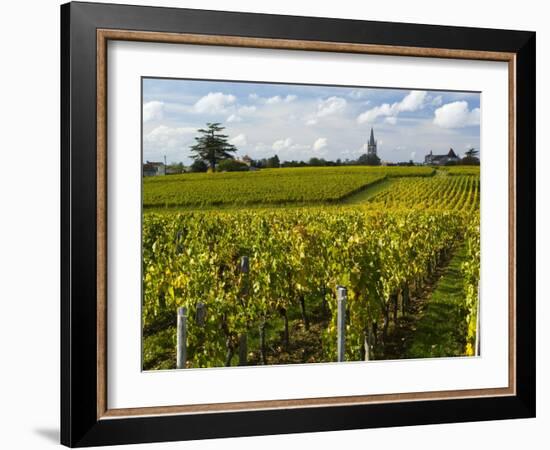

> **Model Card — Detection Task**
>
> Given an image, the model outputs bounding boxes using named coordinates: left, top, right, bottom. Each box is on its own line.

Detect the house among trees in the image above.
left=143, top=161, right=166, bottom=176
left=424, top=148, right=460, bottom=166
left=241, top=155, right=253, bottom=166
left=166, top=162, right=184, bottom=175
left=238, top=155, right=259, bottom=170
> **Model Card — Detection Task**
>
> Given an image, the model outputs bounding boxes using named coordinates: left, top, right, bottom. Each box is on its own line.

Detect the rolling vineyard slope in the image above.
left=363, top=175, right=479, bottom=212
left=143, top=166, right=435, bottom=208
left=142, top=169, right=480, bottom=369
left=439, top=166, right=481, bottom=176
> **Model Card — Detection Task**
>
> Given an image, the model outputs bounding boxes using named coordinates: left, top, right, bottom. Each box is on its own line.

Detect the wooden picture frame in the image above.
left=61, top=1, right=535, bottom=447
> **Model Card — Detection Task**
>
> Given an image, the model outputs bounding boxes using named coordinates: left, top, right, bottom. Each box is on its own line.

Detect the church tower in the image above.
left=367, top=127, right=377, bottom=156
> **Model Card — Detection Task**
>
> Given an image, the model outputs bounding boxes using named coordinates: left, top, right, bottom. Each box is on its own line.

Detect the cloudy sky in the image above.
left=142, top=78, right=480, bottom=165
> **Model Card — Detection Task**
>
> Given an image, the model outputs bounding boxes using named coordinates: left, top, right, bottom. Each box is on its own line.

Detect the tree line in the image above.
left=182, top=122, right=384, bottom=173
left=169, top=122, right=478, bottom=174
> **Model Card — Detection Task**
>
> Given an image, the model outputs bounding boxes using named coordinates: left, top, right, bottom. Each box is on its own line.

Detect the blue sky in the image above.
left=142, top=78, right=480, bottom=165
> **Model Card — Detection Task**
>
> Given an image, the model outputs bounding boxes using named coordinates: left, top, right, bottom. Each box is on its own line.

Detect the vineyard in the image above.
left=363, top=175, right=479, bottom=212
left=440, top=166, right=481, bottom=176
left=142, top=167, right=480, bottom=369
left=143, top=166, right=435, bottom=208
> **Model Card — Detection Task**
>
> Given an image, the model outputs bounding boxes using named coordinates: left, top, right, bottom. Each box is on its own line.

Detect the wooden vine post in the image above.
left=239, top=256, right=249, bottom=366
left=337, top=286, right=347, bottom=362
left=176, top=306, right=187, bottom=369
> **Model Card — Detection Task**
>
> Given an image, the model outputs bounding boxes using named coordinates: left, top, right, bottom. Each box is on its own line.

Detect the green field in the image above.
left=364, top=175, right=479, bottom=212
left=143, top=166, right=435, bottom=208
left=439, top=166, right=481, bottom=176
left=142, top=165, right=480, bottom=369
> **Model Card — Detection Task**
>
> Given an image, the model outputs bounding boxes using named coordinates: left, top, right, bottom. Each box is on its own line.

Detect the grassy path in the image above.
left=339, top=178, right=395, bottom=205
left=406, top=243, right=469, bottom=358
left=382, top=243, right=469, bottom=360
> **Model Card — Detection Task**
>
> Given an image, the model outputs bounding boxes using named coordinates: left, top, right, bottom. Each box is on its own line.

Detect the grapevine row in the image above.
left=364, top=176, right=480, bottom=211
left=143, top=208, right=472, bottom=368
left=143, top=166, right=435, bottom=208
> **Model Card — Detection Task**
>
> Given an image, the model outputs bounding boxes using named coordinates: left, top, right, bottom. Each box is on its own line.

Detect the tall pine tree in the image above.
left=189, top=123, right=237, bottom=171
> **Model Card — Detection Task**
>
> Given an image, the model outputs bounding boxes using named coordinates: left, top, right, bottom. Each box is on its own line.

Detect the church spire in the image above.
left=367, top=128, right=377, bottom=156
left=369, top=127, right=376, bottom=146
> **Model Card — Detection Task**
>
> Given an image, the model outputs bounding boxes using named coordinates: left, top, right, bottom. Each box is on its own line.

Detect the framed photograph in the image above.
left=61, top=1, right=535, bottom=447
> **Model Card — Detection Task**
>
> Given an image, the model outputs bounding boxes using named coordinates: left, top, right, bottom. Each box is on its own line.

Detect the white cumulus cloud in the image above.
left=144, top=125, right=196, bottom=151
left=313, top=137, right=328, bottom=152
left=397, top=91, right=428, bottom=113
left=272, top=138, right=293, bottom=151
left=226, top=114, right=242, bottom=123
left=306, top=96, right=346, bottom=125
left=433, top=101, right=480, bottom=128
left=238, top=105, right=257, bottom=114
left=230, top=133, right=247, bottom=147
left=317, top=96, right=347, bottom=117
left=143, top=101, right=164, bottom=122
left=227, top=105, right=257, bottom=123
left=266, top=94, right=297, bottom=104
left=357, top=90, right=427, bottom=124
left=430, top=95, right=443, bottom=107
left=194, top=92, right=236, bottom=114
left=357, top=103, right=393, bottom=124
